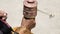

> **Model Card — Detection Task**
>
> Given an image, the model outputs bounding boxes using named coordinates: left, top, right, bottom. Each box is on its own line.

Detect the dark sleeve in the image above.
left=0, top=21, right=13, bottom=34
left=0, top=25, right=12, bottom=34
left=0, top=31, right=3, bottom=34
left=0, top=21, right=3, bottom=29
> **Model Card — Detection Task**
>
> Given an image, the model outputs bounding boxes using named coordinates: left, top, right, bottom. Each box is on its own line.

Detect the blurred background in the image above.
left=0, top=0, right=60, bottom=34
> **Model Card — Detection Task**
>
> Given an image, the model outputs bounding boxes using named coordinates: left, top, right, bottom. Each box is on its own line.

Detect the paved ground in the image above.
left=0, top=0, right=60, bottom=34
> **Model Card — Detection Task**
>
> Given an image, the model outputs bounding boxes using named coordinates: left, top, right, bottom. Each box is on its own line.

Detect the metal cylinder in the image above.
left=23, top=0, right=37, bottom=18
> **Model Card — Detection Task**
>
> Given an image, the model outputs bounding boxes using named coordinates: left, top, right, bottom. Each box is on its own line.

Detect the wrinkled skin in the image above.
left=23, top=6, right=37, bottom=18
left=21, top=17, right=36, bottom=30
left=15, top=27, right=32, bottom=34
left=23, top=0, right=37, bottom=18
left=16, top=0, right=37, bottom=34
left=24, top=0, right=37, bottom=8
left=14, top=17, right=35, bottom=34
left=14, top=0, right=37, bottom=34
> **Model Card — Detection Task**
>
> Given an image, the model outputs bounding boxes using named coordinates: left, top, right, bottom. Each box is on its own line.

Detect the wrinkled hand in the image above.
left=21, top=17, right=36, bottom=30
left=18, top=27, right=32, bottom=34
